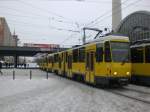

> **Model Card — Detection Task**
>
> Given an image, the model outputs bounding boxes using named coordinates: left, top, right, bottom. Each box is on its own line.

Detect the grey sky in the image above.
left=0, top=0, right=149, bottom=47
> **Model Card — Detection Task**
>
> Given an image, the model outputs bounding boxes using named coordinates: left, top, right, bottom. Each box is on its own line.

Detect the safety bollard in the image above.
left=30, top=70, right=32, bottom=80
left=13, top=70, right=15, bottom=80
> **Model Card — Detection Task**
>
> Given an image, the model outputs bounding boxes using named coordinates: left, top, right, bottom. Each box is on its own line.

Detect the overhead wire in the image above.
left=7, top=18, right=80, bottom=33
left=18, top=0, right=74, bottom=22
left=88, top=0, right=143, bottom=27
left=70, top=0, right=143, bottom=45
left=0, top=6, right=80, bottom=33
left=0, top=0, right=117, bottom=45
left=0, top=0, right=145, bottom=46
left=85, top=0, right=130, bottom=27
left=59, top=0, right=125, bottom=44
left=59, top=33, right=79, bottom=45
left=0, top=5, right=78, bottom=26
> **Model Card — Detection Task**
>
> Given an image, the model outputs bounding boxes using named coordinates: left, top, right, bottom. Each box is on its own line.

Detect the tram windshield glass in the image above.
left=111, top=42, right=130, bottom=62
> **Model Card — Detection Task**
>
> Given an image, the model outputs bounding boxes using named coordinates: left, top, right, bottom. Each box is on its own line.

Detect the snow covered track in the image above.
left=107, top=88, right=150, bottom=105
left=124, top=85, right=150, bottom=95
left=0, top=69, right=150, bottom=112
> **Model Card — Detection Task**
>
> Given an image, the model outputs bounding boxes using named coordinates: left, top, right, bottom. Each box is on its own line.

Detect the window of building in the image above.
left=131, top=47, right=144, bottom=63
left=104, top=41, right=111, bottom=62
left=73, top=49, right=78, bottom=62
left=96, top=44, right=103, bottom=62
left=79, top=47, right=85, bottom=62
left=145, top=46, right=150, bottom=63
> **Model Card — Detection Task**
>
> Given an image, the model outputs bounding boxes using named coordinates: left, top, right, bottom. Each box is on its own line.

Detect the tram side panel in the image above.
left=131, top=45, right=150, bottom=85
left=72, top=47, right=86, bottom=80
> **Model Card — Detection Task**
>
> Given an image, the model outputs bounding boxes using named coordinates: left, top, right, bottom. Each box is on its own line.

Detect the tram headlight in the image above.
left=113, top=72, right=117, bottom=75
left=126, top=72, right=130, bottom=75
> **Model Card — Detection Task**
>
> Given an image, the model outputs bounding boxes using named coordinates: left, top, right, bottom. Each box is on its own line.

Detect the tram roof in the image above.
left=47, top=35, right=129, bottom=57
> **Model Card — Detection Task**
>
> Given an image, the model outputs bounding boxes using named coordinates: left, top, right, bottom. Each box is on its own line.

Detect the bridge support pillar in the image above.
left=14, top=55, right=18, bottom=68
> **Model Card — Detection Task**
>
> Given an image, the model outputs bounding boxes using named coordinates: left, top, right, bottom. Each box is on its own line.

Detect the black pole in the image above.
left=46, top=69, right=48, bottom=79
left=13, top=70, right=15, bottom=80
left=30, top=70, right=32, bottom=80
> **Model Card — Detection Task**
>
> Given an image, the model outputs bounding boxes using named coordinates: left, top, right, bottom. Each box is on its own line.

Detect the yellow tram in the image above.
left=39, top=56, right=47, bottom=71
left=131, top=40, right=150, bottom=85
left=39, top=34, right=131, bottom=86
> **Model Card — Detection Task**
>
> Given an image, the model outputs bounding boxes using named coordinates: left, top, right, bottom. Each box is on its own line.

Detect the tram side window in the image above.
left=59, top=55, right=62, bottom=62
left=54, top=54, right=59, bottom=62
left=79, top=47, right=85, bottom=62
left=45, top=58, right=48, bottom=64
left=131, top=47, right=143, bottom=63
left=65, top=52, right=68, bottom=62
left=145, top=46, right=150, bottom=63
left=104, top=42, right=111, bottom=62
left=44, top=58, right=46, bottom=63
left=68, top=55, right=72, bottom=69
left=73, top=49, right=78, bottom=62
left=48, top=57, right=51, bottom=63
left=62, top=53, right=64, bottom=62
left=86, top=53, right=90, bottom=68
left=96, top=45, right=103, bottom=62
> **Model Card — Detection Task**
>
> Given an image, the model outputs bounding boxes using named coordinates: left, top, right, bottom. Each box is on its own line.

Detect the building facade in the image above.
left=0, top=17, right=19, bottom=64
left=0, top=17, right=18, bottom=46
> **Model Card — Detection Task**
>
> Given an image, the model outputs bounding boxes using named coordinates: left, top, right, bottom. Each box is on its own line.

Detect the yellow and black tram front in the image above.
left=95, top=40, right=131, bottom=86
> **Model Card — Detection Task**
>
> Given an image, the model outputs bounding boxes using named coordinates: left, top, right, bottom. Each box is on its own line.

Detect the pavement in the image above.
left=0, top=69, right=149, bottom=112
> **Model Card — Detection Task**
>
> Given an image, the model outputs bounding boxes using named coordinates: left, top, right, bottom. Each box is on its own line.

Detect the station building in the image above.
left=116, top=11, right=150, bottom=44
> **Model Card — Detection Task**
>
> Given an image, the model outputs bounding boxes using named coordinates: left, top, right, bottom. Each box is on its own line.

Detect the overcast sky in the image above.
left=0, top=0, right=149, bottom=47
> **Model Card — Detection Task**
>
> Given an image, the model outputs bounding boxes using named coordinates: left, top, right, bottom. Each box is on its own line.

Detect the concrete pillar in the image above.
left=14, top=55, right=18, bottom=68
left=112, top=0, right=122, bottom=32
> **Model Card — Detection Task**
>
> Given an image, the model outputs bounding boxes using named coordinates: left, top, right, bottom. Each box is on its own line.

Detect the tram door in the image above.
left=86, top=51, right=95, bottom=83
left=58, top=55, right=62, bottom=75
left=67, top=55, right=72, bottom=78
left=59, top=56, right=61, bottom=69
left=63, top=53, right=66, bottom=75
left=52, top=57, right=54, bottom=72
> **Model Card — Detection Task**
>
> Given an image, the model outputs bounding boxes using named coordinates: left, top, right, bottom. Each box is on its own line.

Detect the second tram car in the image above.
left=131, top=40, right=150, bottom=85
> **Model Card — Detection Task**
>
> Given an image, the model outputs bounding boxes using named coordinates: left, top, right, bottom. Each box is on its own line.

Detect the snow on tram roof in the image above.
left=86, top=34, right=129, bottom=44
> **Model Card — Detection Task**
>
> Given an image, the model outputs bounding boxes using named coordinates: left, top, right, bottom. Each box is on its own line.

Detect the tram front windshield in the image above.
left=111, top=42, right=130, bottom=62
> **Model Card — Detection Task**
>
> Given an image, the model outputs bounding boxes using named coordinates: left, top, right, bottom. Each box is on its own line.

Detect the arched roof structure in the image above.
left=116, top=11, right=150, bottom=43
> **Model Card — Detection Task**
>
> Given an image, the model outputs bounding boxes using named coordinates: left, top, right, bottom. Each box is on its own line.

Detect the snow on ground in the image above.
left=0, top=69, right=150, bottom=112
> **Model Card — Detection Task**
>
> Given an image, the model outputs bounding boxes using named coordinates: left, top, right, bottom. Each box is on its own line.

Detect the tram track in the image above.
left=109, top=90, right=150, bottom=105
left=105, top=85, right=150, bottom=105
left=123, top=87, right=150, bottom=95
